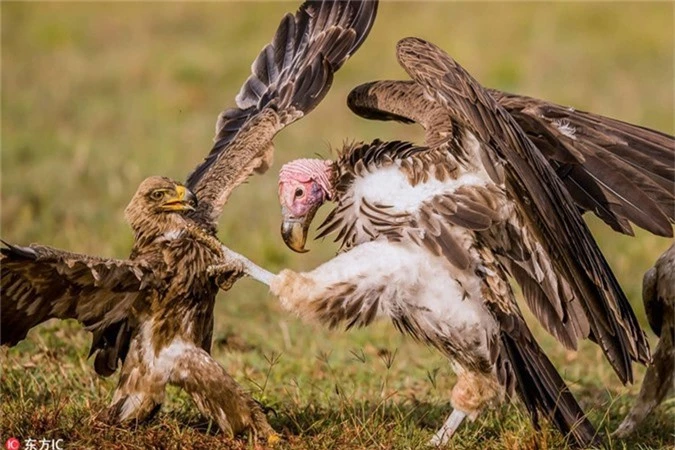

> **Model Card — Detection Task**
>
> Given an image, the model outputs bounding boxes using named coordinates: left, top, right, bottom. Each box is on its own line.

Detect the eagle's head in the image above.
left=278, top=159, right=335, bottom=253
left=125, top=176, right=198, bottom=236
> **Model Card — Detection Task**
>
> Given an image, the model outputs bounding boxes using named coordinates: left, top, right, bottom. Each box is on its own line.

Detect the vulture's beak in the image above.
left=163, top=185, right=197, bottom=211
left=280, top=204, right=319, bottom=253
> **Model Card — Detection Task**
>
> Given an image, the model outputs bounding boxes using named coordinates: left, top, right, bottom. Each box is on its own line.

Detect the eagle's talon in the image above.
left=254, top=399, right=278, bottom=417
left=267, top=433, right=281, bottom=446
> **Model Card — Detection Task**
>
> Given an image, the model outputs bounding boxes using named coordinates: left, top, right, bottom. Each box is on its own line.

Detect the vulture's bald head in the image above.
left=125, top=176, right=197, bottom=235
left=278, top=159, right=335, bottom=253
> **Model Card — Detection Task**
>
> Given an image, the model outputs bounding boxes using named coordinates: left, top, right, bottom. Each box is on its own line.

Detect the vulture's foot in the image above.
left=429, top=369, right=499, bottom=446
left=429, top=409, right=467, bottom=446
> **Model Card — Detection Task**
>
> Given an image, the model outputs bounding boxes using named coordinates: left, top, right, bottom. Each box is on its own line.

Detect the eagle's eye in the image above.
left=294, top=187, right=304, bottom=199
left=150, top=190, right=165, bottom=201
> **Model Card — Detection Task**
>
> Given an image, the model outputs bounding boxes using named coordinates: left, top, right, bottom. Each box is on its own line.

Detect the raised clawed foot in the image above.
left=429, top=409, right=467, bottom=447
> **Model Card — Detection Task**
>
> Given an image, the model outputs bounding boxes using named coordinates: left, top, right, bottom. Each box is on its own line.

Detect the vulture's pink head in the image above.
left=278, top=159, right=334, bottom=253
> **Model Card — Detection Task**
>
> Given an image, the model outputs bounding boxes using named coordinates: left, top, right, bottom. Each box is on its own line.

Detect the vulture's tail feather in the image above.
left=501, top=331, right=600, bottom=448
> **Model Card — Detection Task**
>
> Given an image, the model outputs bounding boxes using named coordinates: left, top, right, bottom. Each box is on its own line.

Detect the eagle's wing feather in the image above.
left=1, top=241, right=159, bottom=374
left=347, top=80, right=675, bottom=237
left=187, top=0, right=377, bottom=227
left=394, top=37, right=649, bottom=383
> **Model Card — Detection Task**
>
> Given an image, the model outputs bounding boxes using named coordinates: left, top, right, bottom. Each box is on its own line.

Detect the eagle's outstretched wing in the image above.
left=392, top=37, right=649, bottom=384
left=347, top=81, right=675, bottom=237
left=186, top=0, right=378, bottom=227
left=1, top=242, right=161, bottom=375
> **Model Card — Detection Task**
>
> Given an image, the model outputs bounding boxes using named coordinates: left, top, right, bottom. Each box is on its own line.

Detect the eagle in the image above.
left=0, top=0, right=377, bottom=440
left=614, top=243, right=674, bottom=438
left=224, top=37, right=674, bottom=447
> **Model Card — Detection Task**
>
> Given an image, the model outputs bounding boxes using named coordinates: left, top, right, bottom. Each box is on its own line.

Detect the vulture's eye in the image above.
left=294, top=187, right=304, bottom=199
left=150, top=190, right=165, bottom=201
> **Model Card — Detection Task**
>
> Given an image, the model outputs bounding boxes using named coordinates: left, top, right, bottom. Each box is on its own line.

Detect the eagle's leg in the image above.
left=170, top=345, right=278, bottom=443
left=614, top=320, right=674, bottom=437
left=101, top=341, right=167, bottom=425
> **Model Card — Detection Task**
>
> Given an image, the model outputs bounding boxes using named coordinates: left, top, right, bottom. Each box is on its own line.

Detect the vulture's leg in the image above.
left=613, top=320, right=674, bottom=437
left=101, top=339, right=167, bottom=425
left=213, top=246, right=275, bottom=286
left=170, top=344, right=278, bottom=443
left=266, top=241, right=417, bottom=327
left=402, top=289, right=503, bottom=447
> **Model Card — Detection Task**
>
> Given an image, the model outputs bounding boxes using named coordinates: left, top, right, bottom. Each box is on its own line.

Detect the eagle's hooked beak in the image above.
left=163, top=185, right=197, bottom=212
left=280, top=204, right=319, bottom=253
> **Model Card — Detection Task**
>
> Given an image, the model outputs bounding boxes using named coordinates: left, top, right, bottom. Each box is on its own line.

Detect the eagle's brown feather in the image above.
left=0, top=242, right=159, bottom=377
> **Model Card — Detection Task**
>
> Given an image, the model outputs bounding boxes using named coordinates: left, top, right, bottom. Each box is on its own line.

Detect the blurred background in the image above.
left=2, top=2, right=673, bottom=448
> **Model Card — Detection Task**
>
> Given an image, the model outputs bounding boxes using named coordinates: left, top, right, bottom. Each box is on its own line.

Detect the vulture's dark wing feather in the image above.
left=186, top=0, right=378, bottom=227
left=347, top=80, right=674, bottom=237
left=0, top=242, right=160, bottom=375
left=394, top=37, right=650, bottom=384
left=492, top=91, right=674, bottom=237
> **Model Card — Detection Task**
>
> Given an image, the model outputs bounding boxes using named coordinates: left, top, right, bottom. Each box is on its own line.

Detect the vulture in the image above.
left=614, top=243, right=675, bottom=438
left=1, top=0, right=377, bottom=440
left=224, top=37, right=674, bottom=447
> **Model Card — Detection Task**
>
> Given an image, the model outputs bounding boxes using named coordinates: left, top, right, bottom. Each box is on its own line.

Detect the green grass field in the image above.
left=1, top=2, right=673, bottom=449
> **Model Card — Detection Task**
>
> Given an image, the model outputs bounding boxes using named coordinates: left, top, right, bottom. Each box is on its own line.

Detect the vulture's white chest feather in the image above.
left=350, top=164, right=489, bottom=214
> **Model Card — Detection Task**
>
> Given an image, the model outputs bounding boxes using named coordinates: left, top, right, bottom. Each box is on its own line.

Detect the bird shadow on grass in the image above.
left=265, top=399, right=526, bottom=448
left=262, top=396, right=674, bottom=449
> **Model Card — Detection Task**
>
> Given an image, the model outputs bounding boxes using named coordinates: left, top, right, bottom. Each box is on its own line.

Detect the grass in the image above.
left=1, top=2, right=673, bottom=449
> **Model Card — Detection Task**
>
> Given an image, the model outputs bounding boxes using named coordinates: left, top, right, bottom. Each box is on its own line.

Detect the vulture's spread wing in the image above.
left=1, top=242, right=160, bottom=375
left=492, top=91, right=674, bottom=236
left=347, top=81, right=675, bottom=237
left=394, top=37, right=649, bottom=383
left=187, top=0, right=378, bottom=227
